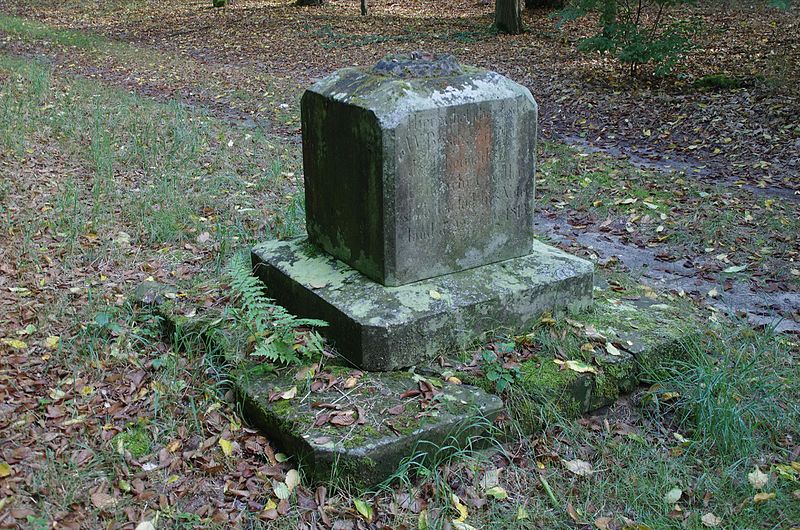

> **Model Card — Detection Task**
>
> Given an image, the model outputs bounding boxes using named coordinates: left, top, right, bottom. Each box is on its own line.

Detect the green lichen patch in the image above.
left=233, top=363, right=502, bottom=486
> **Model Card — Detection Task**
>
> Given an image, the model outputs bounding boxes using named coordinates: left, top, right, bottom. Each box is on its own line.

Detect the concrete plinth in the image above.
left=252, top=238, right=593, bottom=371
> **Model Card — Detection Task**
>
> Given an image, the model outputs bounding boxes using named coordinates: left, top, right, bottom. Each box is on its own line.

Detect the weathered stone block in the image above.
left=251, top=237, right=593, bottom=371
left=302, top=57, right=538, bottom=286
left=235, top=366, right=503, bottom=487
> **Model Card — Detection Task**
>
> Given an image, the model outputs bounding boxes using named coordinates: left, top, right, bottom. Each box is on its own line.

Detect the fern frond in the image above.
left=225, top=251, right=327, bottom=365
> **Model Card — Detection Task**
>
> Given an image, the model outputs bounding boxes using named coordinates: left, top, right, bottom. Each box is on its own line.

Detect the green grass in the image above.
left=0, top=53, right=303, bottom=252
left=0, top=14, right=107, bottom=48
left=642, top=326, right=799, bottom=466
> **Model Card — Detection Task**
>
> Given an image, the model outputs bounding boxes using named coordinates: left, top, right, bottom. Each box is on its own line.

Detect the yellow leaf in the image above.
left=753, top=492, right=775, bottom=503
left=486, top=486, right=508, bottom=500
left=1, top=338, right=28, bottom=349
left=45, top=336, right=60, bottom=350
left=605, top=342, right=621, bottom=356
left=539, top=312, right=557, bottom=325
left=263, top=498, right=277, bottom=511
left=418, top=509, right=428, bottom=530
left=517, top=505, right=529, bottom=520
left=774, top=463, right=798, bottom=480
left=285, top=469, right=300, bottom=492
left=554, top=359, right=598, bottom=374
left=280, top=386, right=297, bottom=400
left=354, top=498, right=373, bottom=521
left=446, top=376, right=462, bottom=384
left=218, top=438, right=233, bottom=457
left=0, top=462, right=12, bottom=477
left=451, top=493, right=468, bottom=521
left=428, top=289, right=442, bottom=300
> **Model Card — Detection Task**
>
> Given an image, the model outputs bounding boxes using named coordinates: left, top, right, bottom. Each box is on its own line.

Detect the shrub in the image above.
left=558, top=0, right=698, bottom=76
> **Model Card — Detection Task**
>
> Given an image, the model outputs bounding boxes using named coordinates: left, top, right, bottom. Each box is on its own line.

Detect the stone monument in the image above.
left=252, top=52, right=593, bottom=371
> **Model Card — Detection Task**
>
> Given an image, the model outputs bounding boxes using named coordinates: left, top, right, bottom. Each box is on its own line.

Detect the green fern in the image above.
left=225, top=252, right=327, bottom=365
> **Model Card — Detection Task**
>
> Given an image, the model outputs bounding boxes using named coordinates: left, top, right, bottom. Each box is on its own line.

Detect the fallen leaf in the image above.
left=517, top=505, right=529, bottom=520
left=1, top=338, right=27, bottom=349
left=329, top=411, right=356, bottom=426
left=554, top=359, right=598, bottom=374
left=566, top=501, right=581, bottom=522
left=280, top=386, right=297, bottom=400
left=753, top=492, right=775, bottom=503
left=563, top=458, right=594, bottom=476
left=480, top=468, right=500, bottom=489
left=594, top=516, right=612, bottom=529
left=218, top=438, right=233, bottom=457
left=387, top=403, right=405, bottom=415
left=285, top=469, right=300, bottom=492
left=0, top=462, right=12, bottom=477
left=605, top=342, right=621, bottom=356
left=274, top=482, right=290, bottom=500
left=429, top=289, right=442, bottom=300
left=90, top=492, right=117, bottom=510
left=451, top=493, right=468, bottom=521
left=485, top=486, right=508, bottom=500
left=701, top=512, right=722, bottom=527
left=722, top=264, right=747, bottom=274
left=748, top=467, right=769, bottom=489
left=664, top=488, right=682, bottom=504
left=135, top=521, right=156, bottom=530
left=354, top=498, right=373, bottom=521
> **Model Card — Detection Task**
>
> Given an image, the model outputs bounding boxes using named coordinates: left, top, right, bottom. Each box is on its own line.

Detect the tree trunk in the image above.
left=360, top=0, right=367, bottom=16
left=297, top=0, right=323, bottom=6
left=496, top=0, right=523, bottom=34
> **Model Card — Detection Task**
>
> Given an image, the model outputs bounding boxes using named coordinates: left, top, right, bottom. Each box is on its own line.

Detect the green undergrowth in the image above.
left=0, top=53, right=304, bottom=254
left=641, top=326, right=800, bottom=466
left=441, top=324, right=799, bottom=529
left=459, top=279, right=709, bottom=432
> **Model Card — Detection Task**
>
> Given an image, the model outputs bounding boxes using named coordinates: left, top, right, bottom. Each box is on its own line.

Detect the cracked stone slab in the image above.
left=251, top=237, right=594, bottom=371
left=235, top=366, right=503, bottom=487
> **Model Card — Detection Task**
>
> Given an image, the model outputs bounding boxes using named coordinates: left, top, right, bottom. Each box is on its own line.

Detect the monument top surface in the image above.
left=307, top=55, right=535, bottom=130
left=372, top=52, right=464, bottom=78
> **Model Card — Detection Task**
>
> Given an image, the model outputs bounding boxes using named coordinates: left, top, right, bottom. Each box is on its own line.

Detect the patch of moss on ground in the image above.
left=111, top=424, right=152, bottom=458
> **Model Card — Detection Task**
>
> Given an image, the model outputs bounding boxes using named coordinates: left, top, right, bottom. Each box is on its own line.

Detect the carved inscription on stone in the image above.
left=393, top=100, right=533, bottom=278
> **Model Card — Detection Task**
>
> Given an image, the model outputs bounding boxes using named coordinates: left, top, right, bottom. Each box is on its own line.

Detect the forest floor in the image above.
left=0, top=0, right=799, bottom=528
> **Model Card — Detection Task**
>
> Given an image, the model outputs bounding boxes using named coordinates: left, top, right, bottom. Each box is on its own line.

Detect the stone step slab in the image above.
left=251, top=237, right=594, bottom=371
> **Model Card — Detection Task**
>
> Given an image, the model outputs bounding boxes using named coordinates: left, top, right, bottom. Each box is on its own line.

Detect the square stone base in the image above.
left=251, top=238, right=594, bottom=371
